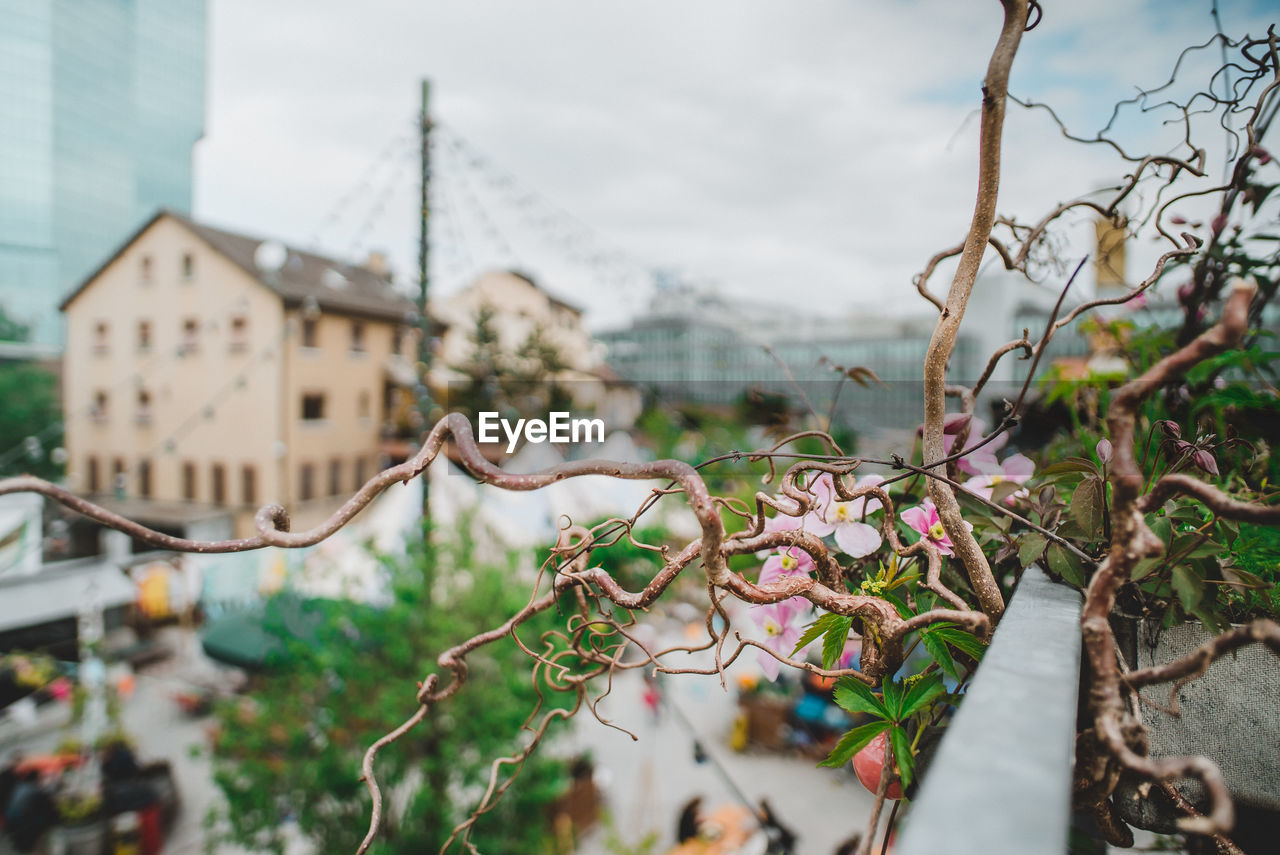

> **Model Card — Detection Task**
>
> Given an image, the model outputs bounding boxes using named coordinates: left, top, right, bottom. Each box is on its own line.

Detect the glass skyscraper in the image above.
left=0, top=0, right=205, bottom=346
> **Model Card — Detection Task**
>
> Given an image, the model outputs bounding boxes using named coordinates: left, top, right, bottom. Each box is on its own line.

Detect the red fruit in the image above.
left=853, top=731, right=903, bottom=800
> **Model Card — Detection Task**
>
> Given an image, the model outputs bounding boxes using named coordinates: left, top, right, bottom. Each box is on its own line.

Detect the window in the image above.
left=141, top=255, right=152, bottom=283
left=301, top=393, right=326, bottom=422
left=86, top=457, right=100, bottom=493
left=211, top=464, right=226, bottom=506
left=138, top=459, right=152, bottom=499
left=354, top=457, right=367, bottom=491
left=302, top=317, right=319, bottom=348
left=299, top=463, right=315, bottom=502
left=181, top=318, right=199, bottom=354
left=93, top=321, right=109, bottom=354
left=182, top=462, right=197, bottom=501
left=92, top=391, right=109, bottom=423
left=350, top=321, right=365, bottom=353
left=229, top=316, right=248, bottom=352
left=137, top=320, right=152, bottom=352
left=358, top=390, right=371, bottom=420
left=181, top=252, right=195, bottom=280
left=391, top=327, right=403, bottom=356
left=328, top=459, right=342, bottom=497
left=136, top=389, right=152, bottom=425
left=241, top=464, right=257, bottom=506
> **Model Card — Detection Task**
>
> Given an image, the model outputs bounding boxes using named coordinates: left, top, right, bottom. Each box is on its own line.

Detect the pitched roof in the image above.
left=62, top=210, right=416, bottom=323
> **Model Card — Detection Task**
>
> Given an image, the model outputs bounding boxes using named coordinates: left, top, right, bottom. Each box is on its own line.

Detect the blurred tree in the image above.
left=0, top=305, right=62, bottom=480
left=208, top=527, right=572, bottom=854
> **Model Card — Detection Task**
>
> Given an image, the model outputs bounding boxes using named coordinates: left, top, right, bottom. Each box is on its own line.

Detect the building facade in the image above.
left=61, top=212, right=415, bottom=539
left=0, top=0, right=205, bottom=346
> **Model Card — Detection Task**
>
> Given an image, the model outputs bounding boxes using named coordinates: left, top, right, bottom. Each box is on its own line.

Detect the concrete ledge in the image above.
left=897, top=567, right=1084, bottom=855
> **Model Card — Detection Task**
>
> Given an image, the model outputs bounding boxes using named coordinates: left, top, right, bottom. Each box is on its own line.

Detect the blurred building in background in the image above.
left=60, top=211, right=416, bottom=542
left=0, top=0, right=206, bottom=346
left=599, top=281, right=979, bottom=436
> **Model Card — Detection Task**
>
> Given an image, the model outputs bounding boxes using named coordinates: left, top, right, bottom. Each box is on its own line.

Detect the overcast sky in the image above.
left=194, top=0, right=1276, bottom=330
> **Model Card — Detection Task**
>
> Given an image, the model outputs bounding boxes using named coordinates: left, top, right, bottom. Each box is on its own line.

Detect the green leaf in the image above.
left=792, top=612, right=844, bottom=657
left=1130, top=556, right=1162, bottom=581
left=1071, top=476, right=1106, bottom=535
left=1039, top=457, right=1099, bottom=477
left=1017, top=533, right=1048, bottom=568
left=821, top=616, right=854, bottom=670
left=833, top=678, right=889, bottom=719
left=931, top=625, right=988, bottom=661
left=819, top=720, right=890, bottom=768
left=879, top=589, right=913, bottom=619
left=881, top=678, right=904, bottom=719
left=889, top=725, right=915, bottom=789
left=921, top=631, right=961, bottom=680
left=899, top=673, right=946, bottom=718
left=1046, top=543, right=1086, bottom=588
left=990, top=480, right=1024, bottom=505
left=1171, top=564, right=1205, bottom=611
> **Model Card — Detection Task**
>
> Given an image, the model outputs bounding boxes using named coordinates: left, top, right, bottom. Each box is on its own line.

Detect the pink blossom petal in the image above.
left=834, top=521, right=882, bottom=558
left=757, top=649, right=781, bottom=681
left=900, top=505, right=930, bottom=535
left=1003, top=453, right=1036, bottom=482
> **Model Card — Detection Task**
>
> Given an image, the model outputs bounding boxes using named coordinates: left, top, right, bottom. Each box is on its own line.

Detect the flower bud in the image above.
left=1169, top=214, right=1187, bottom=225
left=1158, top=420, right=1182, bottom=440
left=1096, top=438, right=1113, bottom=464
left=1211, top=213, right=1228, bottom=235
left=1192, top=449, right=1220, bottom=477
left=1254, top=145, right=1273, bottom=165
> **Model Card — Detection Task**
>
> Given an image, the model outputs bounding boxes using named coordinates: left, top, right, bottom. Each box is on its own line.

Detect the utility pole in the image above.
left=418, top=79, right=433, bottom=520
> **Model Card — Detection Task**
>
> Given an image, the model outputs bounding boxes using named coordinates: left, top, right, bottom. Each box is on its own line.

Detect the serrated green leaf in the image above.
left=1171, top=564, right=1204, bottom=611
left=921, top=631, right=961, bottom=681
left=793, top=612, right=843, bottom=657
left=882, top=679, right=903, bottom=719
left=818, top=720, right=890, bottom=768
left=932, top=625, right=988, bottom=662
left=879, top=589, right=913, bottom=619
left=1046, top=543, right=1086, bottom=588
left=889, top=725, right=915, bottom=789
left=899, top=673, right=946, bottom=718
left=1017, top=533, right=1048, bottom=568
left=1071, top=476, right=1106, bottom=534
left=833, top=678, right=889, bottom=719
left=821, top=616, right=854, bottom=670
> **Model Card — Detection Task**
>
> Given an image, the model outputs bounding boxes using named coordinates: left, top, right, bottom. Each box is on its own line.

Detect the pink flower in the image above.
left=805, top=473, right=885, bottom=558
left=940, top=415, right=1009, bottom=475
left=759, top=546, right=816, bottom=587
left=750, top=597, right=809, bottom=681
left=960, top=453, right=1035, bottom=505
left=901, top=499, right=972, bottom=557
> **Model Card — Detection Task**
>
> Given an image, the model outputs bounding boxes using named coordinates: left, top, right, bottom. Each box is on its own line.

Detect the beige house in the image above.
left=60, top=211, right=417, bottom=539
left=430, top=270, right=640, bottom=432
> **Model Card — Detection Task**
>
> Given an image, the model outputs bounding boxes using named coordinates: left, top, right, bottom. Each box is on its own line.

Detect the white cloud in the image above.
left=195, top=0, right=1276, bottom=329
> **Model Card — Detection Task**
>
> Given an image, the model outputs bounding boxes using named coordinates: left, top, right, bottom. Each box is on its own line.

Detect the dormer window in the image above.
left=93, top=321, right=109, bottom=354
left=182, top=252, right=195, bottom=280
left=141, top=255, right=152, bottom=283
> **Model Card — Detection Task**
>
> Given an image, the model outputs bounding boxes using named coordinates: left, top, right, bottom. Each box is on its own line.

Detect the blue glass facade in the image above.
left=0, top=0, right=205, bottom=346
